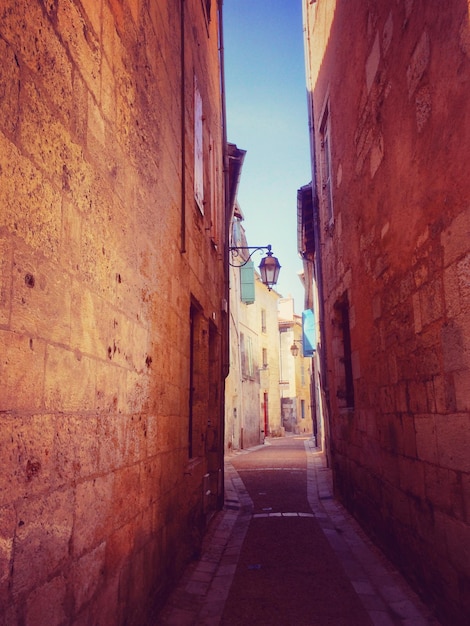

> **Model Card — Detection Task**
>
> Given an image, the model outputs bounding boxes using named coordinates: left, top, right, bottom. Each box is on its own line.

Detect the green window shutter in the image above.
left=302, top=309, right=316, bottom=356
left=240, top=262, right=255, bottom=304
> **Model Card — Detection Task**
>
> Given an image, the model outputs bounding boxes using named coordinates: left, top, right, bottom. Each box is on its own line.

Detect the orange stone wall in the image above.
left=0, top=1, right=226, bottom=623
left=304, top=1, right=470, bottom=624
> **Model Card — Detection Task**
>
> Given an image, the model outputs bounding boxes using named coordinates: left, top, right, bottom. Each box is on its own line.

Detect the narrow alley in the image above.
left=1, top=2, right=469, bottom=624
left=157, top=436, right=440, bottom=626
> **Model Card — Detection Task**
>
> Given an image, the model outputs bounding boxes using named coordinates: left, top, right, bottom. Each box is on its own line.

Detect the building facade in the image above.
left=0, top=1, right=227, bottom=623
left=303, top=1, right=470, bottom=624
left=225, top=207, right=282, bottom=450
left=256, top=275, right=283, bottom=440
left=278, top=298, right=313, bottom=435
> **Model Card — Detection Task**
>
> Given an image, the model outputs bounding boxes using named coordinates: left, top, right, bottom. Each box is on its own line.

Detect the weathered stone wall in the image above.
left=304, top=1, right=470, bottom=623
left=0, top=0, right=226, bottom=623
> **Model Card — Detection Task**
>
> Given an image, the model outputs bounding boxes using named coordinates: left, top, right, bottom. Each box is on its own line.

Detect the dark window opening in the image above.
left=333, top=294, right=354, bottom=409
left=201, top=0, right=211, bottom=27
left=189, top=300, right=204, bottom=458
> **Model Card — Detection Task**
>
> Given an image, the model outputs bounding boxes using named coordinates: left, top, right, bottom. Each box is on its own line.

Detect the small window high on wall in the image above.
left=209, top=134, right=219, bottom=244
left=320, top=103, right=334, bottom=225
left=240, top=262, right=255, bottom=304
left=194, top=75, right=204, bottom=214
left=333, top=293, right=354, bottom=409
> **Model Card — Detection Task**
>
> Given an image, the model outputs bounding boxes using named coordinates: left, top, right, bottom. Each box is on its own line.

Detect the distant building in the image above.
left=225, top=204, right=282, bottom=450
left=256, top=273, right=283, bottom=439
left=278, top=298, right=313, bottom=435
left=302, top=1, right=470, bottom=624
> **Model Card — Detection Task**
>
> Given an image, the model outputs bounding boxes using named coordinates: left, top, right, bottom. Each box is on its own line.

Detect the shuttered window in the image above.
left=302, top=309, right=316, bottom=357
left=240, top=262, right=255, bottom=304
left=320, top=104, right=333, bottom=224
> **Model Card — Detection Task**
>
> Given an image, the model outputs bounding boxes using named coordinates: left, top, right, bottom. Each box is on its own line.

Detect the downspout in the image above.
left=219, top=0, right=230, bottom=381
left=218, top=0, right=228, bottom=508
left=303, top=0, right=332, bottom=463
left=180, top=0, right=186, bottom=253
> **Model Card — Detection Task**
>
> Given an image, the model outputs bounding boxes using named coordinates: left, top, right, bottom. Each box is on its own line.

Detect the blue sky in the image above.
left=223, top=0, right=312, bottom=313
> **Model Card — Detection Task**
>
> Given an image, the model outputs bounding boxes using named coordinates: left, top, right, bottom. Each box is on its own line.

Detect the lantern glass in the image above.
left=259, top=253, right=281, bottom=290
left=290, top=343, right=299, bottom=357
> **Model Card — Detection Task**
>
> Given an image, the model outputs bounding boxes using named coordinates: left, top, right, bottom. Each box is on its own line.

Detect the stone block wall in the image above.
left=304, top=1, right=470, bottom=623
left=0, top=1, right=226, bottom=623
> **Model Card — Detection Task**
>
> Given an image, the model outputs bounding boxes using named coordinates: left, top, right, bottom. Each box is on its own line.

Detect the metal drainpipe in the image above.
left=219, top=0, right=230, bottom=381
left=218, top=0, right=229, bottom=508
left=180, top=0, right=186, bottom=254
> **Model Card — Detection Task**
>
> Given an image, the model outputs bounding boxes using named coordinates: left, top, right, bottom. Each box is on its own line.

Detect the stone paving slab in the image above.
left=155, top=438, right=441, bottom=626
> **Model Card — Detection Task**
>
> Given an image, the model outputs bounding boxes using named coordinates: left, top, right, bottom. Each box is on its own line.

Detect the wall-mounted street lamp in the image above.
left=228, top=244, right=281, bottom=291
left=290, top=339, right=303, bottom=357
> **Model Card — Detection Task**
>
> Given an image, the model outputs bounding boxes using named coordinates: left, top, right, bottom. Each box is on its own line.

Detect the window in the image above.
left=189, top=302, right=202, bottom=458
left=194, top=75, right=204, bottom=214
left=333, top=293, right=355, bottom=409
left=261, top=308, right=267, bottom=333
left=209, top=133, right=219, bottom=243
left=262, top=348, right=268, bottom=368
left=240, top=262, right=255, bottom=304
left=320, top=104, right=333, bottom=224
left=301, top=399, right=306, bottom=420
left=246, top=336, right=254, bottom=377
left=240, top=333, right=254, bottom=378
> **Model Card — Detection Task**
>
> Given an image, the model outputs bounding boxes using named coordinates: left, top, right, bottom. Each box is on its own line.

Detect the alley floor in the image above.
left=156, top=436, right=441, bottom=626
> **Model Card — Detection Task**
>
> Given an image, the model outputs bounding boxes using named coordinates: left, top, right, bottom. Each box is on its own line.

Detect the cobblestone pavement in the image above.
left=156, top=436, right=441, bottom=626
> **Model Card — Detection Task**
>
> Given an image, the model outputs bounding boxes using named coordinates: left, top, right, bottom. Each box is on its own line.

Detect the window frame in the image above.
left=262, top=347, right=268, bottom=368
left=194, top=75, right=204, bottom=214
left=319, top=101, right=334, bottom=226
left=333, top=293, right=355, bottom=410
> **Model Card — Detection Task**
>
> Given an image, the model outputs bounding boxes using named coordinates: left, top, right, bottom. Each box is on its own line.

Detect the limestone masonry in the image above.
left=0, top=1, right=227, bottom=623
